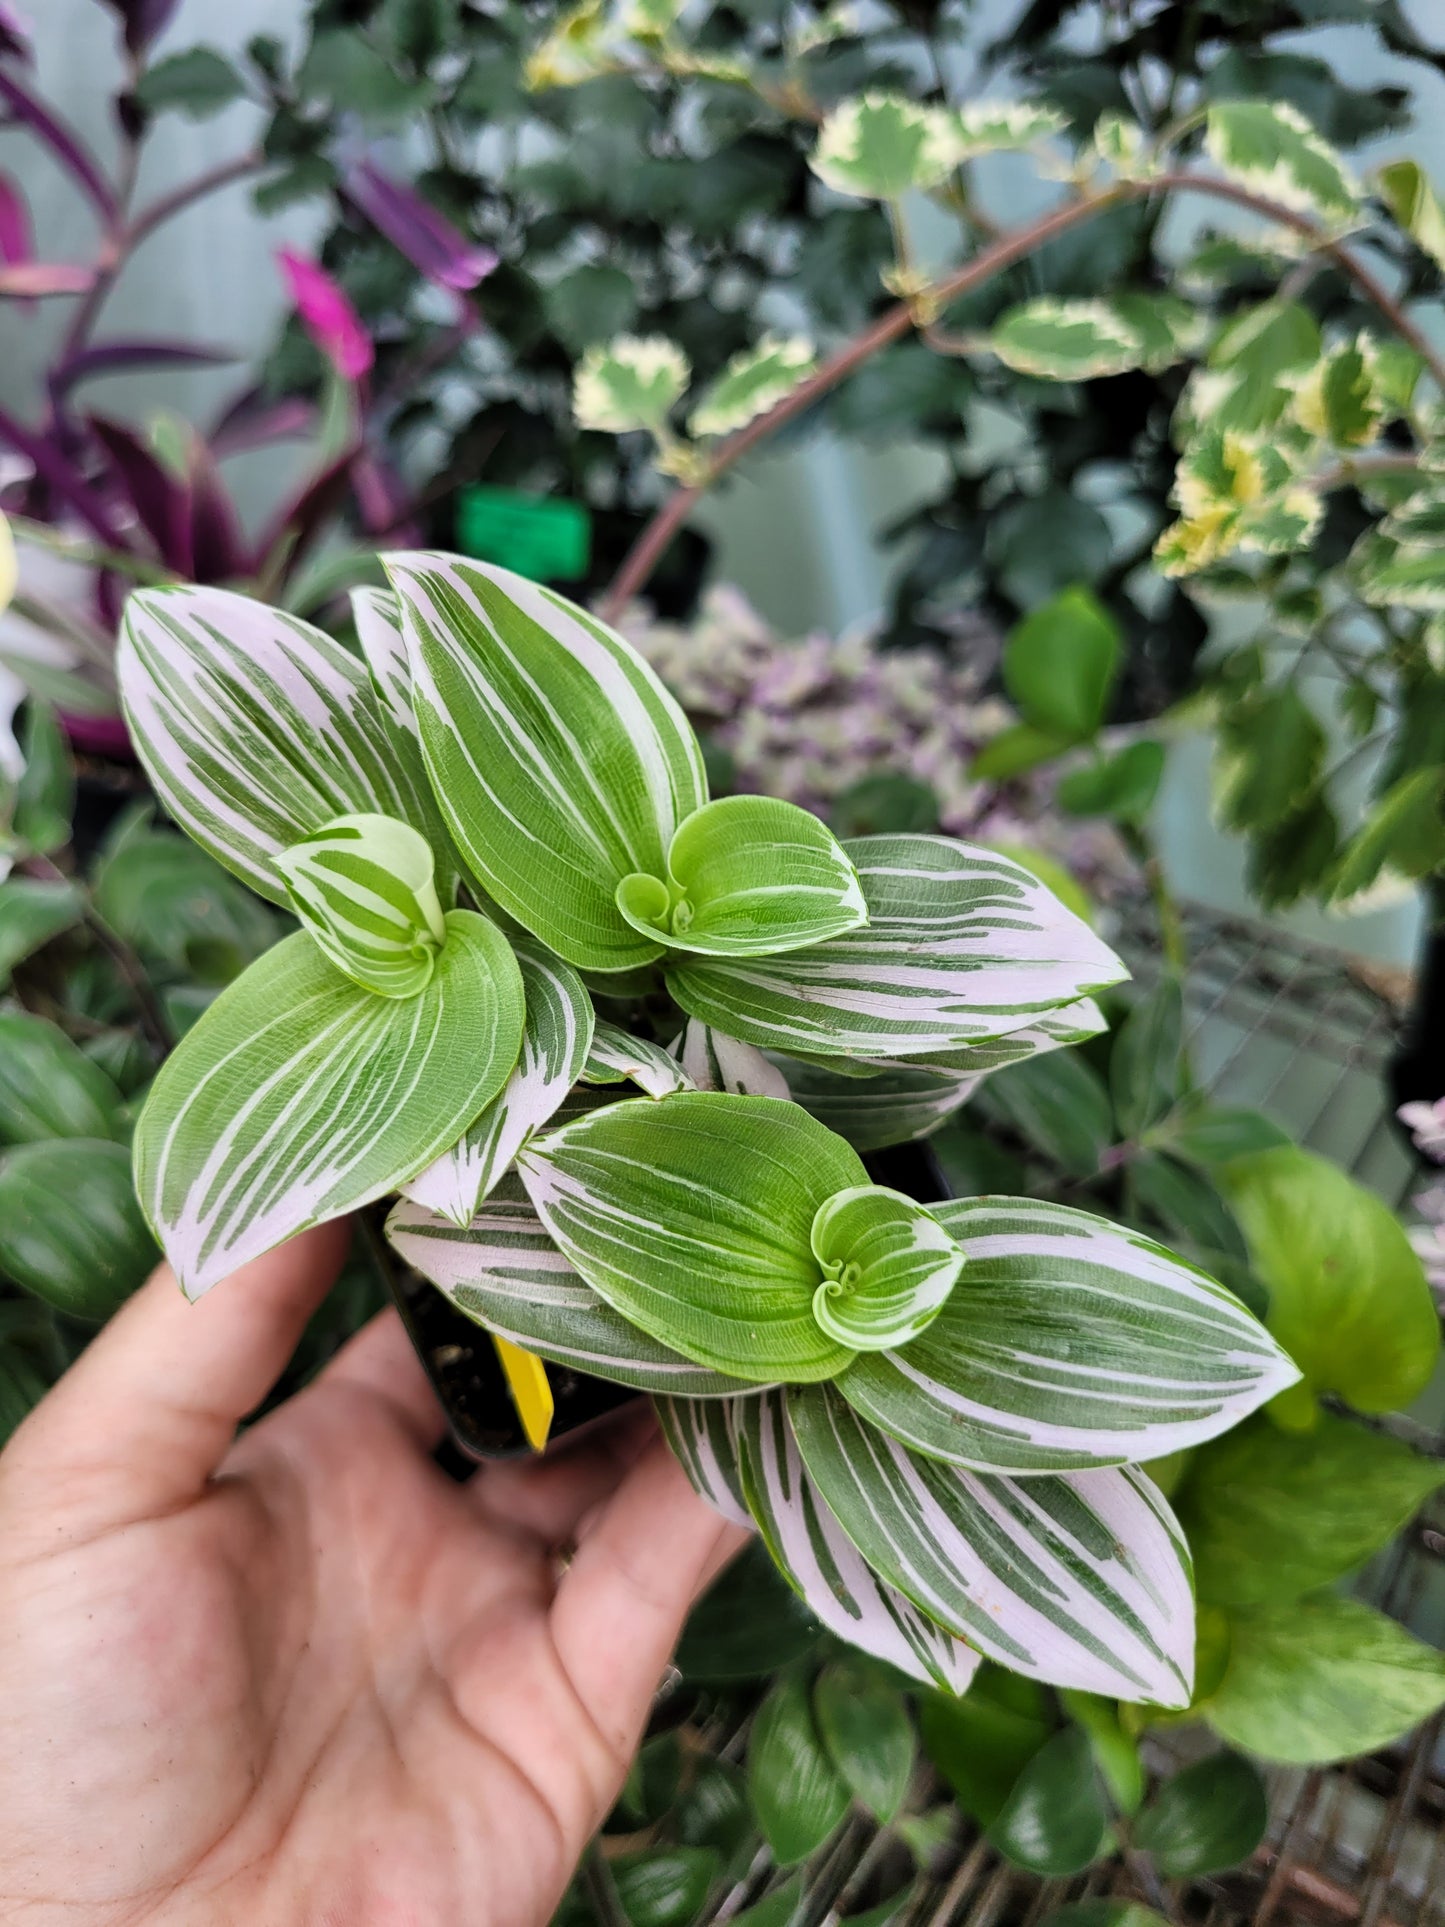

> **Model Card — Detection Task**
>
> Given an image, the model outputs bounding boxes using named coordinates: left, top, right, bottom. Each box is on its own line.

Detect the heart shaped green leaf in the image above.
left=274, top=813, right=447, bottom=998
left=384, top=553, right=707, bottom=972
left=518, top=1092, right=865, bottom=1381
left=135, top=912, right=525, bottom=1298
left=616, top=796, right=867, bottom=957
left=810, top=1186, right=963, bottom=1350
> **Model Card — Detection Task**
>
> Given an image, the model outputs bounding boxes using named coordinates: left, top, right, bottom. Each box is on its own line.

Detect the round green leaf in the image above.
left=610, top=1848, right=721, bottom=1927
left=747, top=1673, right=851, bottom=1866
left=1134, top=1752, right=1268, bottom=1877
left=1002, top=590, right=1120, bottom=743
left=0, top=1009, right=126, bottom=1146
left=918, top=1667, right=1053, bottom=1828
left=0, top=1139, right=158, bottom=1318
left=987, top=1728, right=1110, bottom=1876
left=676, top=1539, right=822, bottom=1683
left=810, top=1185, right=963, bottom=1350
left=814, top=1660, right=916, bottom=1823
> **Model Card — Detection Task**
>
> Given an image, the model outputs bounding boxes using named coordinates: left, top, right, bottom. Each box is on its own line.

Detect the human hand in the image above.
left=0, top=1223, right=746, bottom=1926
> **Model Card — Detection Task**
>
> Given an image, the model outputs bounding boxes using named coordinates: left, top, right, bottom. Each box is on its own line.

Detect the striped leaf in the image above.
left=135, top=912, right=525, bottom=1299
left=667, top=836, right=1126, bottom=1060
left=119, top=583, right=439, bottom=907
left=654, top=1392, right=754, bottom=1527
left=350, top=584, right=414, bottom=735
left=734, top=1389, right=980, bottom=1693
left=616, top=797, right=867, bottom=957
left=273, top=813, right=447, bottom=998
left=518, top=1092, right=865, bottom=1382
left=889, top=997, right=1109, bottom=1075
left=583, top=1020, right=693, bottom=1098
left=387, top=1177, right=751, bottom=1396
left=778, top=1056, right=979, bottom=1152
left=837, top=1197, right=1300, bottom=1473
left=675, top=1020, right=790, bottom=1098
left=384, top=552, right=707, bottom=972
left=810, top=1187, right=964, bottom=1350
left=400, top=937, right=595, bottom=1224
left=789, top=1384, right=1194, bottom=1706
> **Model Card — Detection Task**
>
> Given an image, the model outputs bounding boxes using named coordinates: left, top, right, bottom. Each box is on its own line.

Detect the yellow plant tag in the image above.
left=492, top=1335, right=555, bottom=1452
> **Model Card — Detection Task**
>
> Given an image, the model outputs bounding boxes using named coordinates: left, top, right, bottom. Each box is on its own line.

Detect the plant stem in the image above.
left=600, top=168, right=1445, bottom=616
left=126, top=151, right=264, bottom=251
left=1121, top=823, right=1187, bottom=974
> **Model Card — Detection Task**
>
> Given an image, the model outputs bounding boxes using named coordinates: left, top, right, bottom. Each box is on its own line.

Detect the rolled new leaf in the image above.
left=582, top=1020, right=693, bottom=1099
left=837, top=1196, right=1300, bottom=1473
left=273, top=813, right=447, bottom=998
left=135, top=913, right=525, bottom=1298
left=616, top=796, right=867, bottom=957
left=668, top=836, right=1127, bottom=1059
left=118, top=583, right=443, bottom=907
left=383, top=552, right=707, bottom=972
left=519, top=1092, right=866, bottom=1383
left=810, top=1187, right=963, bottom=1349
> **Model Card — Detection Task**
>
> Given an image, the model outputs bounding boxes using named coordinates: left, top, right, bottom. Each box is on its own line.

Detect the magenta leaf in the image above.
left=344, top=161, right=497, bottom=293
left=53, top=339, right=235, bottom=397
left=87, top=414, right=190, bottom=566
left=98, top=0, right=182, bottom=56
left=0, top=405, right=128, bottom=546
left=0, top=262, right=92, bottom=297
left=277, top=248, right=373, bottom=381
left=208, top=387, right=318, bottom=457
left=0, top=70, right=114, bottom=219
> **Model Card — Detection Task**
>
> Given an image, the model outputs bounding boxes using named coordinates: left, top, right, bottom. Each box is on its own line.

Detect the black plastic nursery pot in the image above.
left=390, top=1137, right=951, bottom=1464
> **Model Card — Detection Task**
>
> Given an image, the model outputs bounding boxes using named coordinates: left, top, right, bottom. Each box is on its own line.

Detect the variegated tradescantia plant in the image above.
left=118, top=553, right=1298, bottom=1702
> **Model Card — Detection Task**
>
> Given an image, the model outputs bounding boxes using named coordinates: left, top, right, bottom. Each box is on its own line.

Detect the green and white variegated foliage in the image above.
left=120, top=553, right=1298, bottom=1697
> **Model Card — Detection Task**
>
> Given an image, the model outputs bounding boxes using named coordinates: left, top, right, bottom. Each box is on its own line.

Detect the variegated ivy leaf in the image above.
left=350, top=585, right=415, bottom=735
left=519, top=1091, right=866, bottom=1382
left=388, top=1176, right=752, bottom=1397
left=119, top=583, right=441, bottom=908
left=837, top=1196, right=1300, bottom=1473
left=273, top=813, right=447, bottom=999
left=654, top=1394, right=754, bottom=1528
left=583, top=1019, right=693, bottom=1098
left=1292, top=338, right=1380, bottom=448
left=573, top=335, right=690, bottom=435
left=776, top=1055, right=979, bottom=1153
left=1376, top=159, right=1445, bottom=275
left=1328, top=769, right=1445, bottom=908
left=789, top=1385, right=1194, bottom=1706
left=667, top=835, right=1127, bottom=1060
left=135, top=912, right=525, bottom=1299
left=1092, top=112, right=1152, bottom=177
left=1204, top=100, right=1360, bottom=230
left=688, top=336, right=816, bottom=440
left=384, top=553, right=707, bottom=972
left=990, top=296, right=1196, bottom=381
left=732, top=1389, right=981, bottom=1693
left=616, top=796, right=867, bottom=957
left=1354, top=535, right=1445, bottom=611
left=810, top=94, right=959, bottom=201
left=400, top=937, right=594, bottom=1224
left=951, top=100, right=1067, bottom=160
left=810, top=1186, right=963, bottom=1350
left=675, top=1019, right=790, bottom=1098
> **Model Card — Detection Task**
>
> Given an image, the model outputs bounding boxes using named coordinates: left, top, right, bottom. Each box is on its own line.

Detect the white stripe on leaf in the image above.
left=676, top=1020, right=790, bottom=1098
left=810, top=1185, right=964, bottom=1350
left=402, top=937, right=595, bottom=1224
left=134, top=913, right=524, bottom=1299
left=582, top=1021, right=693, bottom=1099
left=655, top=1394, right=755, bottom=1527
left=789, top=1384, right=1194, bottom=1706
left=274, top=813, right=447, bottom=998
left=351, top=584, right=415, bottom=735
left=837, top=1196, right=1300, bottom=1473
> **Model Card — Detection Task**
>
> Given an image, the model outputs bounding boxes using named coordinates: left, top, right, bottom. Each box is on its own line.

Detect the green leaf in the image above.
left=829, top=773, right=938, bottom=839
left=391, top=1177, right=754, bottom=1398
left=296, top=28, right=433, bottom=125
left=93, top=832, right=277, bottom=982
left=676, top=1539, right=822, bottom=1683
left=1200, top=301, right=1322, bottom=435
left=519, top=1092, right=864, bottom=1382
left=1329, top=768, right=1445, bottom=907
left=1202, top=1595, right=1445, bottom=1765
left=1213, top=685, right=1325, bottom=834
left=918, top=1667, right=1053, bottom=1827
left=810, top=1185, right=963, bottom=1356
left=0, top=878, right=83, bottom=988
left=583, top=1021, right=692, bottom=1098
left=1110, top=978, right=1183, bottom=1141
left=669, top=835, right=1126, bottom=1059
left=616, top=796, right=867, bottom=958
left=0, top=1298, right=62, bottom=1445
left=135, top=47, right=248, bottom=117
left=545, top=263, right=640, bottom=354
left=1223, top=1146, right=1441, bottom=1413
left=1057, top=742, right=1164, bottom=823
left=119, top=584, right=444, bottom=908
left=13, top=701, right=73, bottom=854
left=689, top=336, right=816, bottom=439
left=837, top=1195, right=1297, bottom=1474
left=1133, top=1753, right=1267, bottom=1877
left=1175, top=1413, right=1445, bottom=1608
left=1293, top=338, right=1379, bottom=447
left=274, top=813, right=447, bottom=998
left=1127, top=1154, right=1248, bottom=1267
left=1375, top=158, right=1445, bottom=273
left=0, top=1009, right=126, bottom=1145
left=988, top=1728, right=1110, bottom=1876
left=574, top=335, right=690, bottom=435
left=723, top=1879, right=805, bottom=1927
left=969, top=723, right=1074, bottom=782
left=135, top=913, right=524, bottom=1299
left=1061, top=1691, right=1142, bottom=1815
left=1205, top=100, right=1359, bottom=228
left=952, top=100, right=1066, bottom=158
left=814, top=1661, right=915, bottom=1822
left=611, top=1848, right=721, bottom=1927
left=777, top=1056, right=978, bottom=1154
left=0, top=1139, right=158, bottom=1318
left=1156, top=1106, right=1290, bottom=1167
left=747, top=1675, right=851, bottom=1866
left=979, top=1049, right=1113, bottom=1177
left=400, top=938, right=595, bottom=1225
left=810, top=93, right=959, bottom=200
left=383, top=554, right=707, bottom=972
left=1355, top=538, right=1445, bottom=610
left=1003, top=590, right=1120, bottom=743
left=990, top=298, right=1176, bottom=381
left=789, top=1384, right=1195, bottom=1705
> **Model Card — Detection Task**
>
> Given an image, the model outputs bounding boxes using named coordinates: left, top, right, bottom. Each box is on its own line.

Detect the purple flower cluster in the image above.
left=623, top=586, right=1136, bottom=897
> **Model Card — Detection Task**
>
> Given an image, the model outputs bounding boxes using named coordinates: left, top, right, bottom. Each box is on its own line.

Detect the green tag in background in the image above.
left=456, top=486, right=592, bottom=583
